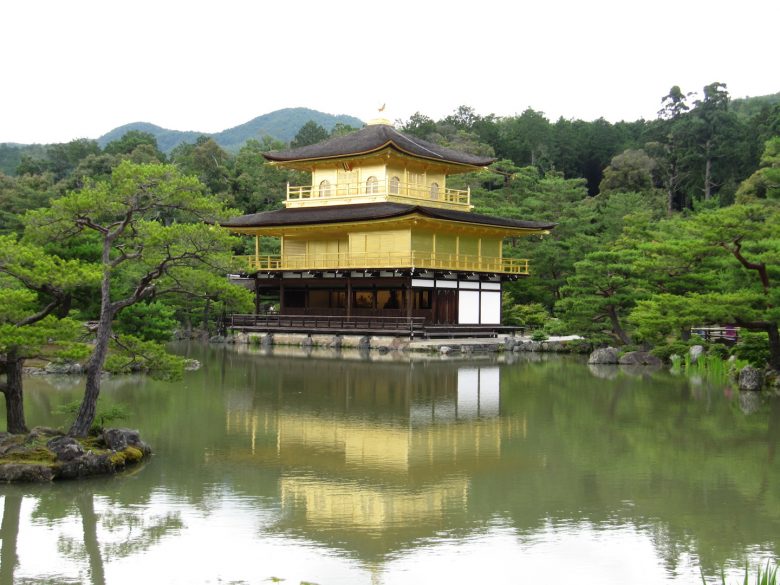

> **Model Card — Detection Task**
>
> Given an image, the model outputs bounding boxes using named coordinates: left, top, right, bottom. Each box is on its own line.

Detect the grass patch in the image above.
left=702, top=561, right=778, bottom=585
left=0, top=447, right=57, bottom=465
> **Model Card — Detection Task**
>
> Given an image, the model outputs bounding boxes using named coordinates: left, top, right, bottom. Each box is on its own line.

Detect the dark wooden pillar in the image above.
left=254, top=275, right=260, bottom=315
left=406, top=281, right=413, bottom=321
left=432, top=284, right=438, bottom=324
left=279, top=280, right=285, bottom=315
left=346, top=276, right=352, bottom=318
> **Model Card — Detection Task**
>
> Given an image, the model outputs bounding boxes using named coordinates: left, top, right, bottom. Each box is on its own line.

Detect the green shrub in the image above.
left=618, top=344, right=641, bottom=354
left=54, top=400, right=130, bottom=434
left=566, top=339, right=593, bottom=354
left=732, top=331, right=771, bottom=367
left=707, top=343, right=730, bottom=360
left=503, top=298, right=549, bottom=329
left=114, top=301, right=178, bottom=343
left=651, top=341, right=691, bottom=362
left=542, top=317, right=570, bottom=336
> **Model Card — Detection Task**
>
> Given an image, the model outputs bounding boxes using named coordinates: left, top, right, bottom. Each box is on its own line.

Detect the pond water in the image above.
left=2, top=345, right=778, bottom=585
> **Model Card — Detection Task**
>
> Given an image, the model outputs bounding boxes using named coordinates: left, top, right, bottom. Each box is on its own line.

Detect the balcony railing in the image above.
left=235, top=252, right=529, bottom=275
left=285, top=179, right=470, bottom=208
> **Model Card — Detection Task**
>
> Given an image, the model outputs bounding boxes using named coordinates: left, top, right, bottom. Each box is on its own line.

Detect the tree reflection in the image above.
left=13, top=346, right=780, bottom=580
left=0, top=488, right=183, bottom=584
left=0, top=493, right=21, bottom=585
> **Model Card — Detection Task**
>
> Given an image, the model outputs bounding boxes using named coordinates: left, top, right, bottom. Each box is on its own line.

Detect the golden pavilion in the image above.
left=222, top=118, right=553, bottom=329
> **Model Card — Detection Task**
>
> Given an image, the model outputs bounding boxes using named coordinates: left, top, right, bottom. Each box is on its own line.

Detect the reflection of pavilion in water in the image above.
left=222, top=359, right=525, bottom=554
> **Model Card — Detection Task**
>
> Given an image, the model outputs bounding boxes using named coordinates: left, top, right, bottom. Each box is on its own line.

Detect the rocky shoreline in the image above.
left=211, top=331, right=594, bottom=355
left=588, top=345, right=780, bottom=392
left=0, top=427, right=151, bottom=483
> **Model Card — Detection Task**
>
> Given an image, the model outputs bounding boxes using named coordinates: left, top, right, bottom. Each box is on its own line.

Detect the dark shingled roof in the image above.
left=263, top=124, right=495, bottom=167
left=222, top=202, right=555, bottom=231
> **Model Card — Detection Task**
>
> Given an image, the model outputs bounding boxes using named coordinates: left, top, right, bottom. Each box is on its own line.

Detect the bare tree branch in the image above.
left=720, top=235, right=770, bottom=295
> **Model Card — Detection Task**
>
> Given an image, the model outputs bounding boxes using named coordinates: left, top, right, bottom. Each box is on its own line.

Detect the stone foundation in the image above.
left=214, top=332, right=591, bottom=356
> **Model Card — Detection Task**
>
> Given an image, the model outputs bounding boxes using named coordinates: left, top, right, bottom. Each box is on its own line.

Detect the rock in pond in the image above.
left=44, top=361, right=83, bottom=374
left=46, top=436, right=85, bottom=461
left=102, top=428, right=151, bottom=455
left=738, top=366, right=764, bottom=392
left=689, top=345, right=705, bottom=365
left=587, top=347, right=619, bottom=364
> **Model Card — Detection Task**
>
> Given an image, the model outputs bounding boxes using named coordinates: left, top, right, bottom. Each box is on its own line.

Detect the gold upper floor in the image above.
left=282, top=149, right=473, bottom=211
left=234, top=216, right=535, bottom=275
left=286, top=178, right=470, bottom=210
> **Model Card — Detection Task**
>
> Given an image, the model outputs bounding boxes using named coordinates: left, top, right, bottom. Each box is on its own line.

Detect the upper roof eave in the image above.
left=263, top=124, right=496, bottom=168
left=265, top=142, right=492, bottom=171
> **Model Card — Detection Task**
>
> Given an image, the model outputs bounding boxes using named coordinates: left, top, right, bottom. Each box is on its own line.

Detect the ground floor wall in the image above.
left=244, top=272, right=506, bottom=325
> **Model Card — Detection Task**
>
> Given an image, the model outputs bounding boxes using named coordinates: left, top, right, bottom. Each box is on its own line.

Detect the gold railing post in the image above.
left=254, top=236, right=259, bottom=268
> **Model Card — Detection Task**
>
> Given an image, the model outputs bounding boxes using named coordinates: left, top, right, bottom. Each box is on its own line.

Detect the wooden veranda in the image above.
left=223, top=314, right=523, bottom=339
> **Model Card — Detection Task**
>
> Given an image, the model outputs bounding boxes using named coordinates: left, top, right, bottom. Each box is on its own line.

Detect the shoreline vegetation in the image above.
left=703, top=562, right=778, bottom=585
left=15, top=329, right=778, bottom=390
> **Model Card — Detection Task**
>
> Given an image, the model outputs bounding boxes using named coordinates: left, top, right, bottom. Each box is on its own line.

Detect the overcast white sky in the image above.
left=1, top=0, right=777, bottom=144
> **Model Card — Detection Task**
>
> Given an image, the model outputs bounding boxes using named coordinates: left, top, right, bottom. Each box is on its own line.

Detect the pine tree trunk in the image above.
left=665, top=157, right=679, bottom=214
left=704, top=146, right=713, bottom=200
left=607, top=305, right=632, bottom=345
left=69, top=260, right=113, bottom=437
left=1, top=348, right=28, bottom=434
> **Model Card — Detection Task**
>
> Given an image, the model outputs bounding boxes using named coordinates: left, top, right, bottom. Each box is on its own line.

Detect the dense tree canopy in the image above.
left=24, top=161, right=252, bottom=435
left=0, top=236, right=99, bottom=432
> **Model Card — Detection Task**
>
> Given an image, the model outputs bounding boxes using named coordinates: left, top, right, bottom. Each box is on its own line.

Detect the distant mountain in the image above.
left=212, top=108, right=364, bottom=150
left=97, top=122, right=203, bottom=153
left=96, top=108, right=364, bottom=153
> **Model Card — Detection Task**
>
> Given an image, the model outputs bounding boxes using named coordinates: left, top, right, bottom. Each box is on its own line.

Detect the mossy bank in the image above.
left=0, top=427, right=151, bottom=482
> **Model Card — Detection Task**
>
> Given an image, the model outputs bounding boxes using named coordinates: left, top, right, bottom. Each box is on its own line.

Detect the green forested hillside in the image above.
left=0, top=108, right=364, bottom=174
left=97, top=122, right=203, bottom=153
left=211, top=108, right=363, bottom=149
left=94, top=107, right=363, bottom=153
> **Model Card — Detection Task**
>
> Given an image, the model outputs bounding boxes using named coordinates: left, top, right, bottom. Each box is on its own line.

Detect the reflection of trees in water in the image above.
left=77, top=492, right=105, bottom=585
left=13, top=346, right=780, bottom=578
left=0, top=489, right=183, bottom=585
left=210, top=348, right=780, bottom=572
left=1, top=493, right=22, bottom=585
left=499, top=364, right=780, bottom=574
left=55, top=494, right=183, bottom=585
